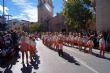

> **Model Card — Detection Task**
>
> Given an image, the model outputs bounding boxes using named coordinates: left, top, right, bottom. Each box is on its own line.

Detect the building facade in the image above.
left=38, top=0, right=53, bottom=23
left=38, top=0, right=68, bottom=32
left=49, top=13, right=68, bottom=32
left=38, top=0, right=53, bottom=31
left=96, top=0, right=110, bottom=32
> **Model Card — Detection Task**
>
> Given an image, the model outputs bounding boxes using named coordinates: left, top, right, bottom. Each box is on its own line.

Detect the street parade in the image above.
left=0, top=30, right=110, bottom=73
left=41, top=32, right=110, bottom=57
left=0, top=0, right=110, bottom=73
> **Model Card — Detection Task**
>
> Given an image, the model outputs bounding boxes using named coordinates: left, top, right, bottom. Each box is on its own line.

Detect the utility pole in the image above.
left=4, top=14, right=12, bottom=24
left=3, top=0, right=5, bottom=23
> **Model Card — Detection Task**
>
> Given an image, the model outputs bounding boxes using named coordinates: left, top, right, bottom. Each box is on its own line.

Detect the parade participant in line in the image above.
left=41, top=32, right=45, bottom=44
left=64, top=33, right=69, bottom=46
left=71, top=32, right=75, bottom=47
left=45, top=32, right=49, bottom=46
left=68, top=32, right=72, bottom=46
left=51, top=33, right=54, bottom=48
left=47, top=33, right=52, bottom=48
left=19, top=31, right=29, bottom=65
left=50, top=33, right=53, bottom=48
left=54, top=33, right=59, bottom=51
left=99, top=33, right=106, bottom=57
left=54, top=32, right=59, bottom=50
left=77, top=33, right=83, bottom=51
left=58, top=33, right=64, bottom=56
left=74, top=32, right=79, bottom=48
left=82, top=35, right=88, bottom=52
left=87, top=35, right=94, bottom=53
left=28, top=34, right=36, bottom=62
left=67, top=34, right=70, bottom=46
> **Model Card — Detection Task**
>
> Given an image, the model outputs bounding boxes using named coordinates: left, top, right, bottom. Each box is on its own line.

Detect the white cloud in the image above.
left=11, top=13, right=28, bottom=20
left=0, top=5, right=9, bottom=15
left=11, top=0, right=38, bottom=22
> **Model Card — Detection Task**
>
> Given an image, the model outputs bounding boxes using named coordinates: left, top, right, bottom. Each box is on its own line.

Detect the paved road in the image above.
left=0, top=40, right=110, bottom=73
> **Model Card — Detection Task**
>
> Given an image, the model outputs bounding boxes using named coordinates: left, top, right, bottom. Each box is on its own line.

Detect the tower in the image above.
left=38, top=0, right=53, bottom=24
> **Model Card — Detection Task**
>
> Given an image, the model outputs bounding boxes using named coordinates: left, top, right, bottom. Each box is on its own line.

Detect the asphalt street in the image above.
left=0, top=39, right=110, bottom=73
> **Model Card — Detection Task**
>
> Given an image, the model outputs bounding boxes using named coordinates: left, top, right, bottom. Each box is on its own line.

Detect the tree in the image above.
left=63, top=0, right=93, bottom=30
left=29, top=23, right=40, bottom=33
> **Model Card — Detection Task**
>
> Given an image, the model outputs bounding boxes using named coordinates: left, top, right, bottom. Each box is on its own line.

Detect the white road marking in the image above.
left=75, top=57, right=99, bottom=73
left=37, top=41, right=99, bottom=73
left=64, top=47, right=99, bottom=73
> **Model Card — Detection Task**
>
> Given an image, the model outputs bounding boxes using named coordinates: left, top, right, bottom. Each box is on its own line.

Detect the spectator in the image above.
left=106, top=32, right=110, bottom=51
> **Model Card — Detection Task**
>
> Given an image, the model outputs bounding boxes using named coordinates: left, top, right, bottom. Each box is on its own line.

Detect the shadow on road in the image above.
left=61, top=52, right=80, bottom=66
left=21, top=64, right=32, bottom=73
left=0, top=55, right=19, bottom=73
left=45, top=45, right=80, bottom=66
left=92, top=52, right=110, bottom=61
left=21, top=54, right=40, bottom=73
left=31, top=55, right=40, bottom=70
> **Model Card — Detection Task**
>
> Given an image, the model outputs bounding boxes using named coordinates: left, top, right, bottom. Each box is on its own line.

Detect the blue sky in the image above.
left=0, top=0, right=63, bottom=22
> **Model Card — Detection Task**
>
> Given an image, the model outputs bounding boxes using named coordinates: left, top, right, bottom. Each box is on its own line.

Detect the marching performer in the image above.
left=77, top=33, right=83, bottom=51
left=74, top=33, right=79, bottom=48
left=99, top=34, right=106, bottom=57
left=68, top=32, right=72, bottom=46
left=87, top=35, right=94, bottom=53
left=19, top=31, right=29, bottom=65
left=58, top=33, right=64, bottom=56
left=71, top=32, right=75, bottom=47
left=28, top=34, right=36, bottom=62
left=82, top=35, right=88, bottom=52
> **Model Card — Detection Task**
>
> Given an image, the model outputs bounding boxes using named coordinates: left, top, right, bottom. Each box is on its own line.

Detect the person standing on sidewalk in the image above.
left=106, top=32, right=110, bottom=51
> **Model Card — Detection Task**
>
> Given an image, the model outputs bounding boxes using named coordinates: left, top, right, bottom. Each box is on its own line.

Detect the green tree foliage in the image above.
left=29, top=23, right=40, bottom=33
left=63, top=0, right=93, bottom=29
